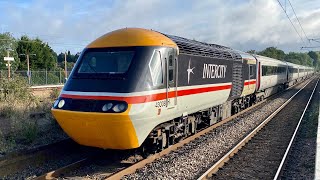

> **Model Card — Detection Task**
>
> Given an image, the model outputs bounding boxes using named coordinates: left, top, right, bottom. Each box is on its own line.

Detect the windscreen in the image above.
left=77, top=50, right=135, bottom=74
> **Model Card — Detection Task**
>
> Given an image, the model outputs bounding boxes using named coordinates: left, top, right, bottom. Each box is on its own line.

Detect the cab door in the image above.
left=166, top=48, right=177, bottom=109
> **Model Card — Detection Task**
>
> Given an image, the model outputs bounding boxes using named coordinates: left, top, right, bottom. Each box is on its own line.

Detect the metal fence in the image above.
left=0, top=70, right=71, bottom=86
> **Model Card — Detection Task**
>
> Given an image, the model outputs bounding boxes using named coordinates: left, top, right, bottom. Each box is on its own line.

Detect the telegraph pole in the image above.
left=64, top=51, right=67, bottom=81
left=7, top=50, right=10, bottom=79
left=19, top=53, right=36, bottom=84
left=27, top=54, right=30, bottom=84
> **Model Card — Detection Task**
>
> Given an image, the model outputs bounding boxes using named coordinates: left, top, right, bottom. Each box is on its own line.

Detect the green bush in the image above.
left=50, top=88, right=60, bottom=99
left=0, top=75, right=33, bottom=103
left=47, top=72, right=60, bottom=84
left=29, top=71, right=63, bottom=85
left=29, top=71, right=46, bottom=85
left=20, top=121, right=38, bottom=144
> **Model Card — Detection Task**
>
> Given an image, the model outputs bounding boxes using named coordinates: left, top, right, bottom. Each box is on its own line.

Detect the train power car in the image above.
left=52, top=28, right=314, bottom=150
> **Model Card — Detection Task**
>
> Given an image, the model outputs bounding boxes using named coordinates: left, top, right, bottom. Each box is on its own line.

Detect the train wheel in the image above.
left=190, top=120, right=196, bottom=135
left=161, top=132, right=168, bottom=150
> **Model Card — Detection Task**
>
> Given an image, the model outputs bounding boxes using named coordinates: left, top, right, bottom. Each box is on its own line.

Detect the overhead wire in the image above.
left=287, top=0, right=309, bottom=42
left=277, top=0, right=306, bottom=45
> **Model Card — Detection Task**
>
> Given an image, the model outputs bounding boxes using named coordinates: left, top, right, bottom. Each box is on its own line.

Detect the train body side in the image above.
left=130, top=53, right=235, bottom=147
left=254, top=55, right=287, bottom=92
left=51, top=28, right=315, bottom=150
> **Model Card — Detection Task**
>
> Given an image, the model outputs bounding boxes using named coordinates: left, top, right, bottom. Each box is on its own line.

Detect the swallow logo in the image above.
left=187, top=59, right=195, bottom=84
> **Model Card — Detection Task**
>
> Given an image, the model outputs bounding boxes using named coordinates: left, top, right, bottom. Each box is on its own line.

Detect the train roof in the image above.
left=253, top=54, right=287, bottom=66
left=85, top=28, right=315, bottom=70
left=86, top=28, right=177, bottom=48
left=163, top=33, right=242, bottom=61
left=286, top=62, right=300, bottom=68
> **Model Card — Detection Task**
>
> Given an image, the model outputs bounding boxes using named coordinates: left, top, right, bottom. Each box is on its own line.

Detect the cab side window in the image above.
left=168, top=55, right=174, bottom=83
left=149, top=51, right=163, bottom=86
left=249, top=65, right=254, bottom=77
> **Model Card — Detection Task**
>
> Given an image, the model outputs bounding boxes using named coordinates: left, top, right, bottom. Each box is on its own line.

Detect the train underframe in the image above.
left=143, top=93, right=261, bottom=152
left=142, top=76, right=312, bottom=153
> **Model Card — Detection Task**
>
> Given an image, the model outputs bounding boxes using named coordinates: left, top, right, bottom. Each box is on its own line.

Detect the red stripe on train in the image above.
left=244, top=80, right=256, bottom=86
left=60, top=84, right=232, bottom=104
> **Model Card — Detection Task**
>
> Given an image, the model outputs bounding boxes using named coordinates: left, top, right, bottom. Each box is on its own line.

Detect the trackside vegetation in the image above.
left=0, top=76, right=65, bottom=153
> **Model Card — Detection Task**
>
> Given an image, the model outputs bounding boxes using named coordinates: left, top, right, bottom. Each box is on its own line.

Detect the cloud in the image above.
left=1, top=0, right=319, bottom=53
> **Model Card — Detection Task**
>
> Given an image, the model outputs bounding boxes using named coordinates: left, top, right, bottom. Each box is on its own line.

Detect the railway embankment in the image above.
left=0, top=76, right=66, bottom=157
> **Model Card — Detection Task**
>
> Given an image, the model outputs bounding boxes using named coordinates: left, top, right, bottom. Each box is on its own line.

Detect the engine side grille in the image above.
left=230, top=62, right=243, bottom=97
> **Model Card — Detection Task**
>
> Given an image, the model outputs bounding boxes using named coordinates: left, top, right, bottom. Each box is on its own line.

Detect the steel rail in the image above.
left=106, top=98, right=267, bottom=180
left=197, top=77, right=314, bottom=180
left=33, top=98, right=267, bottom=180
left=273, top=78, right=319, bottom=180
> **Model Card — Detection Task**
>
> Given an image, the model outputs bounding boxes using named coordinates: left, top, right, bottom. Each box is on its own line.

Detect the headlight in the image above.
left=58, top=99, right=65, bottom=108
left=53, top=100, right=59, bottom=108
left=102, top=103, right=113, bottom=112
left=112, top=103, right=128, bottom=113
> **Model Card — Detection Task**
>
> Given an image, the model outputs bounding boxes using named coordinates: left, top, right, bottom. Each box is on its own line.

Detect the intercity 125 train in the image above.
left=52, top=28, right=314, bottom=150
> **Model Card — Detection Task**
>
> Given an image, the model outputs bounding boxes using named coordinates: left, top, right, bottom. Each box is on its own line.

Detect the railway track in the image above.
left=30, top=78, right=314, bottom=179
left=2, top=78, right=313, bottom=179
left=198, top=77, right=318, bottom=179
left=33, top=94, right=268, bottom=180
left=0, top=139, right=105, bottom=179
left=274, top=78, right=319, bottom=179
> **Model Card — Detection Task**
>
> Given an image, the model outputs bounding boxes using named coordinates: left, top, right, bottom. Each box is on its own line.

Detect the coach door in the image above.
left=166, top=48, right=177, bottom=109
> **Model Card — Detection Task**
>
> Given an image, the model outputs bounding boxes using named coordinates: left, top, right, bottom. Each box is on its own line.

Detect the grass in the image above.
left=50, top=88, right=60, bottom=99
left=0, top=76, right=58, bottom=153
left=303, top=94, right=319, bottom=139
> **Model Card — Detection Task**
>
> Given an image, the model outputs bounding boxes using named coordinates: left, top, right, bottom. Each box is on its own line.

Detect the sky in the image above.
left=0, top=0, right=320, bottom=54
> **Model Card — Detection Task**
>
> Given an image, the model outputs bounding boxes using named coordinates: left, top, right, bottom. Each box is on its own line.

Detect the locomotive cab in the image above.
left=51, top=28, right=179, bottom=149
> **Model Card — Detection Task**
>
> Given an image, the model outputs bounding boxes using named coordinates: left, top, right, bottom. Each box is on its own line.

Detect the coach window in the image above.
left=149, top=50, right=163, bottom=86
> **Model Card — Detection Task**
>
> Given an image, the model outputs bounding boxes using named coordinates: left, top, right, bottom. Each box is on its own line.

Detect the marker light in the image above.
left=102, top=103, right=113, bottom=112
left=112, top=103, right=128, bottom=113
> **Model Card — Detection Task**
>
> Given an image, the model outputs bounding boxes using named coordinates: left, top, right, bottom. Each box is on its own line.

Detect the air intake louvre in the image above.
left=231, top=62, right=243, bottom=97
left=162, top=33, right=242, bottom=61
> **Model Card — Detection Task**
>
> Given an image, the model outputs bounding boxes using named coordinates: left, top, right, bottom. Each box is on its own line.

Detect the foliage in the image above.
left=50, top=88, right=61, bottom=100
left=283, top=52, right=313, bottom=66
left=246, top=50, right=257, bottom=54
left=0, top=32, right=21, bottom=71
left=0, top=75, right=33, bottom=103
left=16, top=36, right=57, bottom=70
left=20, top=121, right=39, bottom=144
left=253, top=46, right=316, bottom=67
left=258, top=47, right=286, bottom=60
left=27, top=71, right=62, bottom=85
left=57, top=51, right=80, bottom=63
left=308, top=51, right=319, bottom=69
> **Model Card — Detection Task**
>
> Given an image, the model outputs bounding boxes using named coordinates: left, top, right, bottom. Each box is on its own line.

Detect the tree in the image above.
left=17, top=36, right=57, bottom=70
left=308, top=51, right=319, bottom=68
left=57, top=51, right=80, bottom=63
left=246, top=50, right=257, bottom=54
left=0, top=32, right=21, bottom=72
left=284, top=52, right=313, bottom=66
left=258, top=47, right=285, bottom=60
left=284, top=52, right=301, bottom=64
